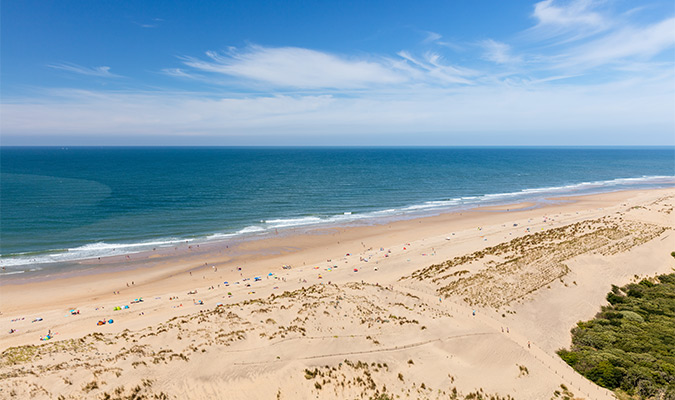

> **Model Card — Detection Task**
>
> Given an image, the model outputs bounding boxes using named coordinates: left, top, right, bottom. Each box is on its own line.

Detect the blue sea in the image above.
left=1, top=147, right=673, bottom=274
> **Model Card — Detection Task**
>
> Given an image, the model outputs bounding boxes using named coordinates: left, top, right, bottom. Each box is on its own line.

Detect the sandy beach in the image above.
left=1, top=188, right=674, bottom=399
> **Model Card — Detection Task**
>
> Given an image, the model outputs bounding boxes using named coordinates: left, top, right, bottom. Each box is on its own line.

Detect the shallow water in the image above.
left=1, top=146, right=673, bottom=271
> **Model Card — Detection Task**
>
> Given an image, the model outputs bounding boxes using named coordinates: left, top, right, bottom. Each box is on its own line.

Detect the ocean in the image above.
left=1, top=147, right=673, bottom=274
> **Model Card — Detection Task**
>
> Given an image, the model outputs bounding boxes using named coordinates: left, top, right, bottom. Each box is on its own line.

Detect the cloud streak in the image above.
left=180, top=44, right=480, bottom=90
left=480, top=40, right=522, bottom=64
left=533, top=0, right=606, bottom=28
left=48, top=63, right=122, bottom=78
left=182, top=46, right=406, bottom=89
left=3, top=69, right=672, bottom=144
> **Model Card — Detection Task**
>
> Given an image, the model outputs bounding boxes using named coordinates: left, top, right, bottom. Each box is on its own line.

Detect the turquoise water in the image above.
left=1, top=147, right=673, bottom=273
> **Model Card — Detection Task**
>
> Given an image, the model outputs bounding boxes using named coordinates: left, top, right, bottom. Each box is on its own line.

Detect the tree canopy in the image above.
left=558, top=273, right=675, bottom=399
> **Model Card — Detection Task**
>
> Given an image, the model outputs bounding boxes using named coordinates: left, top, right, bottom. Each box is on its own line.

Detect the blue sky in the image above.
left=1, top=0, right=674, bottom=145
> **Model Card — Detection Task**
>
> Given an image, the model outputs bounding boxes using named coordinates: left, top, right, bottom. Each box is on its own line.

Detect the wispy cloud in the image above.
left=134, top=18, right=164, bottom=29
left=423, top=31, right=442, bottom=44
left=180, top=45, right=477, bottom=89
left=396, top=51, right=476, bottom=84
left=421, top=31, right=464, bottom=51
left=480, top=40, right=522, bottom=64
left=533, top=0, right=606, bottom=28
left=557, top=17, right=675, bottom=70
left=48, top=63, right=122, bottom=78
left=525, top=0, right=610, bottom=44
left=182, top=46, right=406, bottom=89
left=161, top=68, right=201, bottom=79
left=3, top=73, right=672, bottom=144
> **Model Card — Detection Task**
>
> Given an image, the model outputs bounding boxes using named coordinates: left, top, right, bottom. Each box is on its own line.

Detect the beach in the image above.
left=1, top=187, right=674, bottom=399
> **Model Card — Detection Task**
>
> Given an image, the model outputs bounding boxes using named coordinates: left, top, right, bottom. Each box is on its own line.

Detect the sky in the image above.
left=1, top=0, right=674, bottom=146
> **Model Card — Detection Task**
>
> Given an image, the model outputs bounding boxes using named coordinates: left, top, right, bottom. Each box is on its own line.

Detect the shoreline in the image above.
left=1, top=185, right=667, bottom=286
left=0, top=187, right=671, bottom=315
left=3, top=175, right=673, bottom=273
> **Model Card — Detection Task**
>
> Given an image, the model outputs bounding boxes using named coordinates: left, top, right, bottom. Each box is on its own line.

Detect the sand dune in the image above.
left=1, top=189, right=673, bottom=399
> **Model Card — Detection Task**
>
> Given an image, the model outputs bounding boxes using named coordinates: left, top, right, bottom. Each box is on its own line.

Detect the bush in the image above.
left=558, top=273, right=675, bottom=399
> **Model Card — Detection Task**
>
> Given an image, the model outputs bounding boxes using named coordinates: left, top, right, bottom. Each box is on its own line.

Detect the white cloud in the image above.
left=48, top=63, right=121, bottom=78
left=134, top=18, right=163, bottom=28
left=533, top=0, right=606, bottom=28
left=2, top=70, right=673, bottom=144
left=423, top=31, right=442, bottom=44
left=160, top=68, right=205, bottom=80
left=182, top=46, right=406, bottom=89
left=421, top=31, right=464, bottom=51
left=559, top=17, right=675, bottom=69
left=480, top=40, right=522, bottom=64
left=396, top=51, right=476, bottom=84
left=178, top=45, right=478, bottom=89
left=527, top=0, right=610, bottom=44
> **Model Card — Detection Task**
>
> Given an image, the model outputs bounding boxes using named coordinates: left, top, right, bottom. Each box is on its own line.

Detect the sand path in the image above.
left=395, top=284, right=617, bottom=400
left=231, top=332, right=495, bottom=366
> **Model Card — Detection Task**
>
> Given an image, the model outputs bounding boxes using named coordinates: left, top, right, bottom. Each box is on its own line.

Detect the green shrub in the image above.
left=558, top=273, right=675, bottom=399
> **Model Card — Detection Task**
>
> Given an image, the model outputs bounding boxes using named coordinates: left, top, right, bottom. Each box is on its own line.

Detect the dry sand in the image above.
left=1, top=188, right=674, bottom=399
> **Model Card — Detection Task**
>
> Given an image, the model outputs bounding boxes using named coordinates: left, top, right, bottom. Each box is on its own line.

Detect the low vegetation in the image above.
left=558, top=273, right=675, bottom=399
